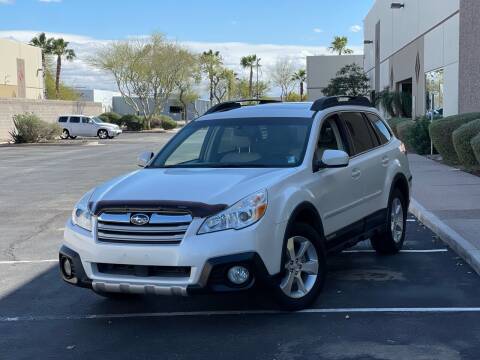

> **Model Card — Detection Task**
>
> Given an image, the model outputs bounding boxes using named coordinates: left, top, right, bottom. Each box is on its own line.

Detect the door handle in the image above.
left=381, top=156, right=389, bottom=166
left=352, top=168, right=361, bottom=180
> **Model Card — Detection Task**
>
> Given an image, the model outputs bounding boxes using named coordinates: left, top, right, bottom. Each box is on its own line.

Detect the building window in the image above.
left=169, top=106, right=183, bottom=114
left=425, top=69, right=444, bottom=115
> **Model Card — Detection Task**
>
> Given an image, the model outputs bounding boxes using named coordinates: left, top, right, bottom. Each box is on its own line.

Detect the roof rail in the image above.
left=310, top=96, right=373, bottom=112
left=203, top=99, right=282, bottom=115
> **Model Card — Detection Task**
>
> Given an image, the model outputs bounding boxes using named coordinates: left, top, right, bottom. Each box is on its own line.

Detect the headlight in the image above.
left=71, top=190, right=94, bottom=232
left=198, top=190, right=267, bottom=235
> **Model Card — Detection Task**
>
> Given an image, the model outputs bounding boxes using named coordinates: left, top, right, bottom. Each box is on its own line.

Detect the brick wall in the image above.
left=0, top=98, right=103, bottom=142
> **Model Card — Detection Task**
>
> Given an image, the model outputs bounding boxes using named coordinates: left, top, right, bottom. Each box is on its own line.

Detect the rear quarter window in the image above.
left=69, top=117, right=80, bottom=123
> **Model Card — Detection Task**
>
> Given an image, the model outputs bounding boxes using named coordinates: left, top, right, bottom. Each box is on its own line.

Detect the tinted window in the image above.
left=58, top=116, right=68, bottom=123
left=341, top=112, right=376, bottom=155
left=69, top=117, right=80, bottom=123
left=366, top=113, right=391, bottom=145
left=82, top=117, right=91, bottom=124
left=151, top=117, right=312, bottom=168
left=316, top=115, right=347, bottom=160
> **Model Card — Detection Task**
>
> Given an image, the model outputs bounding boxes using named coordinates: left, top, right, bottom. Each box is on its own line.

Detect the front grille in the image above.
left=96, top=263, right=191, bottom=278
left=96, top=211, right=192, bottom=245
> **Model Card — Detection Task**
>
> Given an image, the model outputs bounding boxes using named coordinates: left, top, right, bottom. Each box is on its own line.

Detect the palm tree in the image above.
left=240, top=54, right=257, bottom=98
left=200, top=50, right=222, bottom=104
left=50, top=38, right=76, bottom=99
left=29, top=32, right=53, bottom=98
left=329, top=36, right=354, bottom=55
left=292, top=69, right=307, bottom=100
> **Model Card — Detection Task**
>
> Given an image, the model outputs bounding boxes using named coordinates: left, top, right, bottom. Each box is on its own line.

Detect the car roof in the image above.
left=197, top=101, right=380, bottom=121
left=197, top=102, right=316, bottom=121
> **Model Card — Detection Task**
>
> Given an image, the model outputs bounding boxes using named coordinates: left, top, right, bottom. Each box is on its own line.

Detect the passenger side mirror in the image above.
left=314, top=150, right=349, bottom=171
left=137, top=151, right=154, bottom=167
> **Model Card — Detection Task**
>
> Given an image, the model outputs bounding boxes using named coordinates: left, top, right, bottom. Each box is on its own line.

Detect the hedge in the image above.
left=120, top=114, right=144, bottom=131
left=452, top=119, right=480, bottom=166
left=98, top=112, right=122, bottom=126
left=9, top=113, right=61, bottom=143
left=405, top=117, right=432, bottom=155
left=386, top=117, right=410, bottom=138
left=396, top=120, right=415, bottom=145
left=471, top=133, right=480, bottom=165
left=161, top=116, right=177, bottom=130
left=429, top=112, right=480, bottom=163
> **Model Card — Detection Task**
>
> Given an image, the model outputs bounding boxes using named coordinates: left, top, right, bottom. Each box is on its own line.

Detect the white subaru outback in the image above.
left=60, top=97, right=412, bottom=310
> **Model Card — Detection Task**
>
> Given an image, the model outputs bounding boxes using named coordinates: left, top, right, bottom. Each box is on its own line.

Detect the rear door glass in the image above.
left=341, top=112, right=377, bottom=155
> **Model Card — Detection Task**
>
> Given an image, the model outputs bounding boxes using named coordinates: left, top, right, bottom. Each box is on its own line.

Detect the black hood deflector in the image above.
left=90, top=200, right=228, bottom=218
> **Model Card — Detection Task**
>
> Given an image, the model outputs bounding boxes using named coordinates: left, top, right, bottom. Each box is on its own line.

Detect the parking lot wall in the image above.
left=0, top=98, right=102, bottom=142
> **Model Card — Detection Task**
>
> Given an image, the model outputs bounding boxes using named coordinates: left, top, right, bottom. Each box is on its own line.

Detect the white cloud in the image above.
left=313, top=28, right=323, bottom=33
left=349, top=25, right=362, bottom=33
left=0, top=0, right=14, bottom=4
left=39, top=0, right=62, bottom=2
left=0, top=30, right=363, bottom=96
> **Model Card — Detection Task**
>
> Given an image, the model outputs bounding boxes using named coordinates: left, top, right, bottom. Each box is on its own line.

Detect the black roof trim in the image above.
left=203, top=99, right=282, bottom=115
left=310, top=96, right=373, bottom=112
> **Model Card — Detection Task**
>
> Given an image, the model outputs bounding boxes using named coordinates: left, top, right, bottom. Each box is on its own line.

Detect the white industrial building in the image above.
left=364, top=0, right=480, bottom=117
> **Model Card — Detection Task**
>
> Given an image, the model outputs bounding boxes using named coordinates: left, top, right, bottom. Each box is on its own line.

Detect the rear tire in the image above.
left=272, top=223, right=326, bottom=311
left=69, top=135, right=77, bottom=139
left=370, top=188, right=407, bottom=255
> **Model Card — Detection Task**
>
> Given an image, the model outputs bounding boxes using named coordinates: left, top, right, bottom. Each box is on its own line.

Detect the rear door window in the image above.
left=69, top=117, right=80, bottom=123
left=58, top=116, right=68, bottom=123
left=340, top=112, right=377, bottom=155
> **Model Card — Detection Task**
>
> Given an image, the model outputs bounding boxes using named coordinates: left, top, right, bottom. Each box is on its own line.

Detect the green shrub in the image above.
left=396, top=120, right=415, bottom=144
left=405, top=117, right=433, bottom=155
left=9, top=113, right=61, bottom=143
left=120, top=114, right=144, bottom=131
left=471, top=133, right=480, bottom=165
left=98, top=112, right=122, bottom=126
left=160, top=115, right=177, bottom=130
left=452, top=119, right=480, bottom=166
left=386, top=117, right=410, bottom=138
left=429, top=112, right=480, bottom=163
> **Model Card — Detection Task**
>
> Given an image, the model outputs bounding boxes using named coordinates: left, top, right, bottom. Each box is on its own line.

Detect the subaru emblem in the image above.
left=130, top=213, right=150, bottom=226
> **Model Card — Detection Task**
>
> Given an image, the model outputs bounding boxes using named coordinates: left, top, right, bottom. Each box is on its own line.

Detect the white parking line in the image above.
left=343, top=249, right=448, bottom=253
left=2, top=307, right=480, bottom=322
left=0, top=259, right=57, bottom=265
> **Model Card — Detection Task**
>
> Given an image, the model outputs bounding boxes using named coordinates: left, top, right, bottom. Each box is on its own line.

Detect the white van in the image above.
left=58, top=115, right=122, bottom=139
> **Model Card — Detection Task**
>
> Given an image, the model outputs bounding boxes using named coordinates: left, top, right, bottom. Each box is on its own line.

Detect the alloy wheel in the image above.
left=280, top=236, right=319, bottom=299
left=390, top=197, right=404, bottom=243
left=98, top=130, right=108, bottom=139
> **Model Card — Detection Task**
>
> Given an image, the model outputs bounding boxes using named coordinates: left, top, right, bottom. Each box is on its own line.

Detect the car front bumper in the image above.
left=60, top=218, right=285, bottom=295
left=107, top=128, right=122, bottom=136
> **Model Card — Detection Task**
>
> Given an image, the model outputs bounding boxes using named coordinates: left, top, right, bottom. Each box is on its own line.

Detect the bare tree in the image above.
left=89, top=34, right=187, bottom=129
left=270, top=58, right=296, bottom=100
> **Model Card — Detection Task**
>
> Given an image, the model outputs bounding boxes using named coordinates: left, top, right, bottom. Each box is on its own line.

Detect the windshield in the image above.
left=149, top=117, right=312, bottom=168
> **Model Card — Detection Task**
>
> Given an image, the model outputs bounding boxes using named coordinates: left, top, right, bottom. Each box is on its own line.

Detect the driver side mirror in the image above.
left=137, top=151, right=154, bottom=167
left=314, top=150, right=349, bottom=171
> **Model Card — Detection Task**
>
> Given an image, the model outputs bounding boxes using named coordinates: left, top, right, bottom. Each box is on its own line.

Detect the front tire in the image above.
left=273, top=223, right=326, bottom=311
left=370, top=188, right=407, bottom=254
left=60, top=129, right=70, bottom=139
left=97, top=129, right=109, bottom=139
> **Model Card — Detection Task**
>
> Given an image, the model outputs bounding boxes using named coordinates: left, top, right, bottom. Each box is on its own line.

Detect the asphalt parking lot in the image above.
left=2, top=132, right=480, bottom=360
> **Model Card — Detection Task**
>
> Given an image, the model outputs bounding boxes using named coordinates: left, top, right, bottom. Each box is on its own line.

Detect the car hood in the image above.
left=89, top=167, right=296, bottom=211
left=99, top=122, right=118, bottom=128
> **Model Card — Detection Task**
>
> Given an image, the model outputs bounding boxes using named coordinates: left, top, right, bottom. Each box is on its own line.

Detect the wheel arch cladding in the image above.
left=285, top=202, right=325, bottom=239
left=391, top=173, right=410, bottom=206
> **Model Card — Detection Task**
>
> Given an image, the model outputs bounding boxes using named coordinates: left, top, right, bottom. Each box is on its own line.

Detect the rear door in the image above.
left=339, top=111, right=384, bottom=217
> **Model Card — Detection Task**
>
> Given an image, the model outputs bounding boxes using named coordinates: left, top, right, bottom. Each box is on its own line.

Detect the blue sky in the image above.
left=0, top=0, right=374, bottom=92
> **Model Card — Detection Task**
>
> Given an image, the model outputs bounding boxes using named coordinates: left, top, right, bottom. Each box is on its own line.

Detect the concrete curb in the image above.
left=409, top=198, right=480, bottom=275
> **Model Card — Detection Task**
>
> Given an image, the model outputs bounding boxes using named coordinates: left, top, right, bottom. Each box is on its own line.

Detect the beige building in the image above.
left=0, top=38, right=44, bottom=100
left=306, top=55, right=364, bottom=101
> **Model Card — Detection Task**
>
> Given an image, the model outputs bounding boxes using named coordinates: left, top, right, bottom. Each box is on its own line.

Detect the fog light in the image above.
left=227, top=266, right=250, bottom=285
left=61, top=257, right=73, bottom=278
